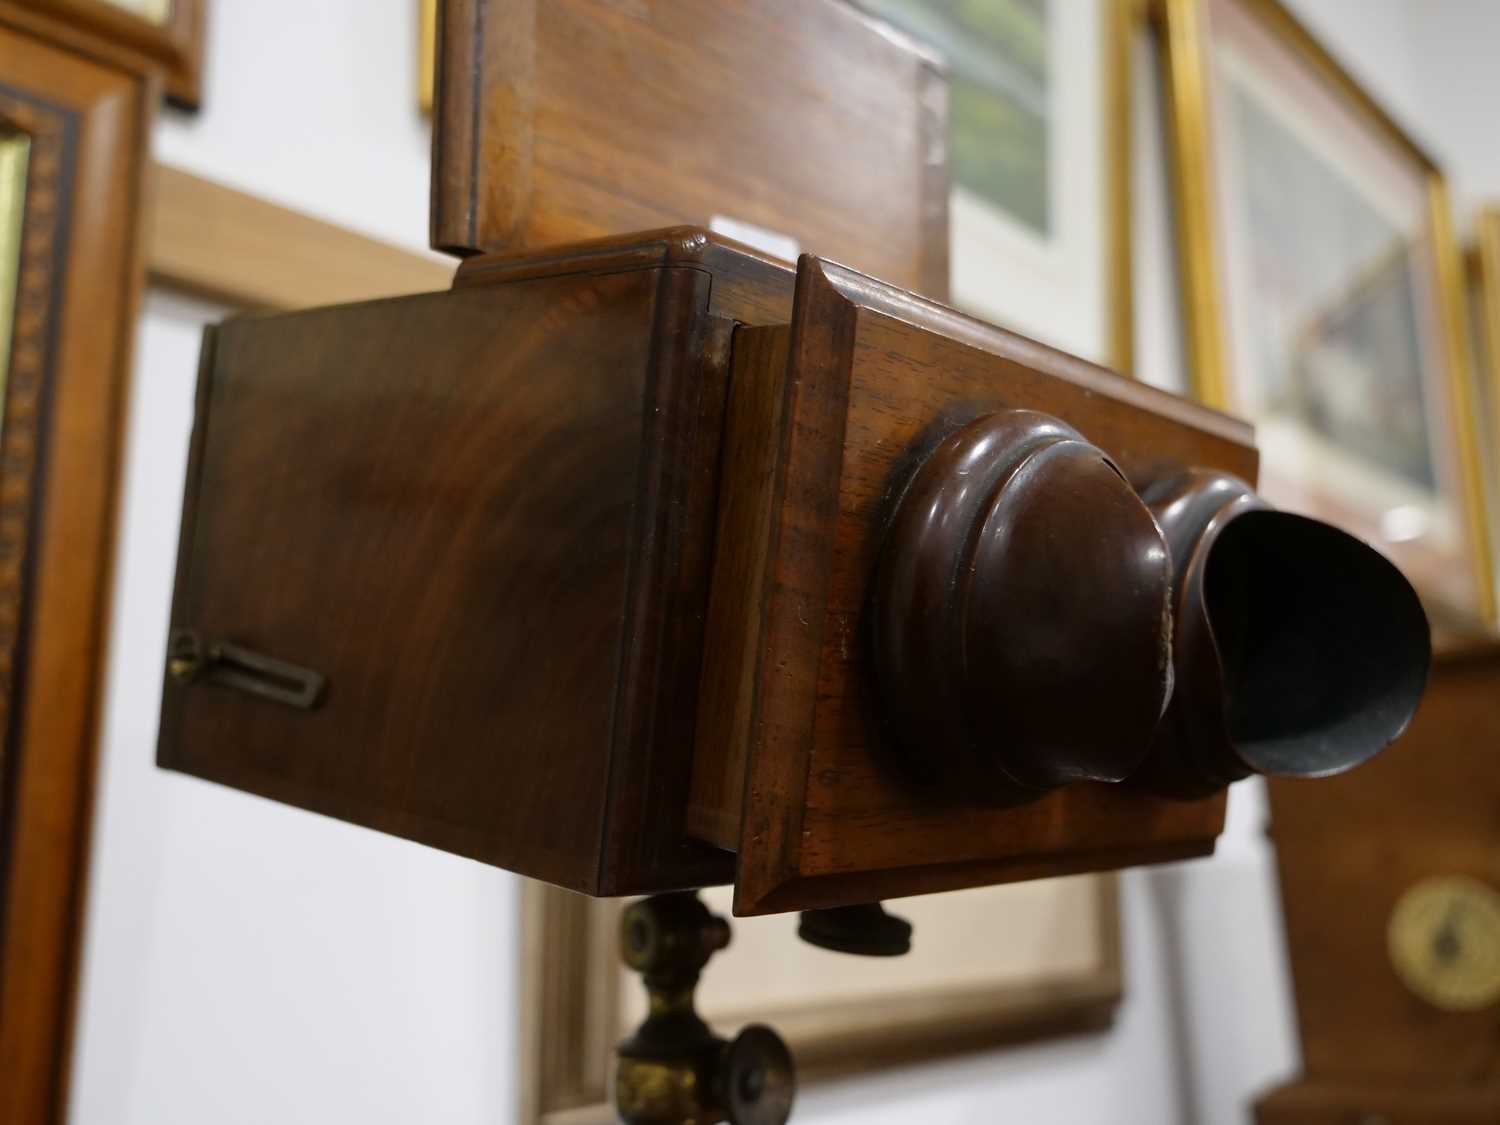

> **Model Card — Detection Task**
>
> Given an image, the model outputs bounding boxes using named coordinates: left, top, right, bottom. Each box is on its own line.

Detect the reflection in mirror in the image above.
left=0, top=130, right=29, bottom=443
left=98, top=0, right=173, bottom=25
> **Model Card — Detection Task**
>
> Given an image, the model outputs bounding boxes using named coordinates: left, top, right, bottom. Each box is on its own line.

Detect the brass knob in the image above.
left=615, top=894, right=795, bottom=1125
left=719, top=1026, right=794, bottom=1125
left=873, top=411, right=1173, bottom=801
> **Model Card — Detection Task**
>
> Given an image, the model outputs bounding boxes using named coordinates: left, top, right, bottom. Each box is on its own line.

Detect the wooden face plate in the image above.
left=695, top=259, right=1257, bottom=915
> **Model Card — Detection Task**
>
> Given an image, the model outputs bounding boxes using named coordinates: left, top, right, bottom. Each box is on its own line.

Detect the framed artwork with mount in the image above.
left=1143, top=0, right=1493, bottom=628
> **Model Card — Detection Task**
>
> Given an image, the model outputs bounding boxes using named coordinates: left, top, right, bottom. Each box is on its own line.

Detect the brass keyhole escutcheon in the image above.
left=167, top=628, right=205, bottom=684
left=165, top=628, right=326, bottom=710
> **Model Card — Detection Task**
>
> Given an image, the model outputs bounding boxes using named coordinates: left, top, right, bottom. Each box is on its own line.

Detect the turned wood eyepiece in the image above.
left=873, top=410, right=1174, bottom=800
left=1134, top=470, right=1431, bottom=797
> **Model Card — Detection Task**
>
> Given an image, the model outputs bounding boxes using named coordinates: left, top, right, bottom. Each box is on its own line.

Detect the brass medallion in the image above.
left=1388, top=875, right=1500, bottom=1011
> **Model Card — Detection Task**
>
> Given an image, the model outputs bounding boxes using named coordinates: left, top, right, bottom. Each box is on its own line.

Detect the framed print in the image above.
left=1153, top=0, right=1493, bottom=626
left=520, top=877, right=1121, bottom=1124
left=858, top=0, right=1118, bottom=364
left=15, top=0, right=205, bottom=107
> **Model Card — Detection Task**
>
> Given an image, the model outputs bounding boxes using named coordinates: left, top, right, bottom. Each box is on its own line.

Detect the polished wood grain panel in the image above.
left=163, top=275, right=664, bottom=891
left=431, top=0, right=949, bottom=298
left=452, top=226, right=795, bottom=328
left=694, top=256, right=1254, bottom=915
left=455, top=229, right=796, bottom=894
left=1267, top=645, right=1500, bottom=1089
left=0, top=14, right=152, bottom=1124
left=687, top=323, right=791, bottom=849
left=159, top=233, right=803, bottom=898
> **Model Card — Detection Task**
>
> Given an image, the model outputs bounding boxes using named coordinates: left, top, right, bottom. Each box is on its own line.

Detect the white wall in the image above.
left=1400, top=0, right=1500, bottom=225
left=67, top=2, right=1498, bottom=1123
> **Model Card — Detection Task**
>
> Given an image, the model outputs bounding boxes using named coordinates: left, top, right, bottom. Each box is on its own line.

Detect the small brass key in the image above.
left=167, top=629, right=325, bottom=711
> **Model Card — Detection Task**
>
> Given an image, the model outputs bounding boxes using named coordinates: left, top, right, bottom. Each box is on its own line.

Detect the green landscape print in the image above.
left=865, top=0, right=1051, bottom=235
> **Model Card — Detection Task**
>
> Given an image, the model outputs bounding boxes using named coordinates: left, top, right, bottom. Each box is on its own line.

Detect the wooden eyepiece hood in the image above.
left=1135, top=470, right=1431, bottom=797
left=873, top=440, right=1430, bottom=805
left=873, top=410, right=1174, bottom=800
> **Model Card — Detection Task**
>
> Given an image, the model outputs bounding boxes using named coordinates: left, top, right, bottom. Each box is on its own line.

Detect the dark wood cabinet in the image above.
left=1257, top=644, right=1500, bottom=1123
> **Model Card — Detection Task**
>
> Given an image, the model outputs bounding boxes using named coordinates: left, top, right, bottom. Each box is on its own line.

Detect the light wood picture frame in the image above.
left=0, top=14, right=154, bottom=1120
left=145, top=164, right=453, bottom=310
left=520, top=876, right=1122, bottom=1125
left=1142, top=0, right=1493, bottom=628
left=13, top=0, right=206, bottom=108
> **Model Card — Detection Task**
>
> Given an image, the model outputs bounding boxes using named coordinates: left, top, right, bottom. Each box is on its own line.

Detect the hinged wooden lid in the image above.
left=430, top=0, right=949, bottom=298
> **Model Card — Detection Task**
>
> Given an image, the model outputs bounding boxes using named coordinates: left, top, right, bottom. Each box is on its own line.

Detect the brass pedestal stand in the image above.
left=614, top=893, right=795, bottom=1125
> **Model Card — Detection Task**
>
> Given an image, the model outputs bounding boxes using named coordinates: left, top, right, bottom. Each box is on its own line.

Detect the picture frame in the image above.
left=1146, top=0, right=1494, bottom=627
left=520, top=877, right=1122, bottom=1125
left=858, top=0, right=1123, bottom=366
left=14, top=0, right=206, bottom=108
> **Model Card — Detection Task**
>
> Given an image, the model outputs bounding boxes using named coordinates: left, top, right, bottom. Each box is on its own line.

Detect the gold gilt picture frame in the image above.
left=1136, top=0, right=1493, bottom=628
left=520, top=877, right=1121, bottom=1125
left=1465, top=209, right=1500, bottom=616
left=418, top=0, right=436, bottom=114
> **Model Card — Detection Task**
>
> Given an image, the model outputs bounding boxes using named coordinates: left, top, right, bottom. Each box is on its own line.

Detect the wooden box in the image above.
left=160, top=229, right=1248, bottom=909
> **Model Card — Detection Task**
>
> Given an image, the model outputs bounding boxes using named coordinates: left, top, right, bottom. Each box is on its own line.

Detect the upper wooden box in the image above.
left=430, top=0, right=948, bottom=298
left=160, top=230, right=1251, bottom=912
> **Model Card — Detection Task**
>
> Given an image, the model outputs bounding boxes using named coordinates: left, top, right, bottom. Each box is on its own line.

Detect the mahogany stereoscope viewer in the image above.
left=156, top=228, right=1429, bottom=915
